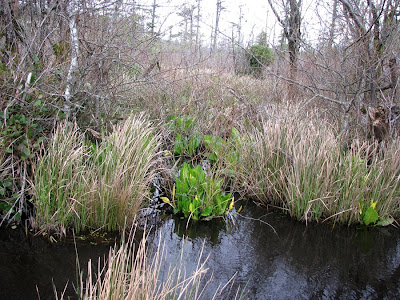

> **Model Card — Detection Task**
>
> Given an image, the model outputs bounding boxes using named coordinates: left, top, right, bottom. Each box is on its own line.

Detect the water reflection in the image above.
left=1, top=201, right=400, bottom=299
left=150, top=202, right=400, bottom=299
left=0, top=228, right=117, bottom=300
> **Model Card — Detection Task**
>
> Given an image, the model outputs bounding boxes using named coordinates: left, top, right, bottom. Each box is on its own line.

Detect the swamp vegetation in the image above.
left=1, top=0, right=400, bottom=299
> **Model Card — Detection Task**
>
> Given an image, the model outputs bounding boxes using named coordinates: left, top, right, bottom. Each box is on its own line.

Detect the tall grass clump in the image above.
left=73, top=230, right=241, bottom=300
left=241, top=107, right=400, bottom=225
left=33, top=114, right=160, bottom=235
left=33, top=123, right=88, bottom=235
left=86, top=115, right=160, bottom=231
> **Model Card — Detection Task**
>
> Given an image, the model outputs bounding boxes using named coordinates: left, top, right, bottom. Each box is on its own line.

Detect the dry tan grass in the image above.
left=71, top=228, right=241, bottom=300
left=33, top=114, right=161, bottom=235
left=241, top=104, right=400, bottom=225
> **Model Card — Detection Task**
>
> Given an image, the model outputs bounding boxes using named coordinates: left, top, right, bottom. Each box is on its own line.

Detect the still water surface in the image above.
left=1, top=201, right=400, bottom=299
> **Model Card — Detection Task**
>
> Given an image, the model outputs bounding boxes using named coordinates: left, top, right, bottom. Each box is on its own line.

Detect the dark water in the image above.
left=0, top=229, right=118, bottom=300
left=151, top=202, right=400, bottom=299
left=2, top=201, right=400, bottom=299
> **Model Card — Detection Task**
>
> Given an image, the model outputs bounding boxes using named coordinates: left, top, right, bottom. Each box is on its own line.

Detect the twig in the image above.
left=237, top=213, right=278, bottom=236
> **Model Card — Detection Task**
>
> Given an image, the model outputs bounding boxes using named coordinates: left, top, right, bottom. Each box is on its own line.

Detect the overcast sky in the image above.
left=137, top=0, right=324, bottom=46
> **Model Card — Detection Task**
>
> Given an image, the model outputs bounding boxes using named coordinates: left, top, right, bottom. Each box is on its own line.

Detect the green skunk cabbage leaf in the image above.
left=174, top=133, right=185, bottom=155
left=187, top=132, right=201, bottom=156
left=363, top=207, right=378, bottom=226
left=201, top=206, right=213, bottom=217
left=377, top=218, right=395, bottom=227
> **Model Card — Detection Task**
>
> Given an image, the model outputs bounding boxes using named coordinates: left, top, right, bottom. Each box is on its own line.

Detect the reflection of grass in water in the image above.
left=66, top=228, right=244, bottom=300
left=173, top=215, right=227, bottom=245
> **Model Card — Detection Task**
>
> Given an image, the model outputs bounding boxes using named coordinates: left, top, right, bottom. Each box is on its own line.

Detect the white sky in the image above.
left=137, top=0, right=323, bottom=46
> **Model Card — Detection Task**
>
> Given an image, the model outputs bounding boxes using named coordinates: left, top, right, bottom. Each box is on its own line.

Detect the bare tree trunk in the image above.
left=212, top=0, right=223, bottom=52
left=151, top=0, right=157, bottom=36
left=328, top=0, right=338, bottom=48
left=368, top=0, right=381, bottom=106
left=195, top=0, right=201, bottom=58
left=288, top=0, right=301, bottom=101
left=1, top=0, right=18, bottom=65
left=267, top=0, right=302, bottom=101
left=64, top=0, right=79, bottom=120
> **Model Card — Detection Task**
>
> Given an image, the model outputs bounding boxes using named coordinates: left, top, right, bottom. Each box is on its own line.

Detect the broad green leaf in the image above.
left=188, top=132, right=202, bottom=156
left=377, top=218, right=395, bottom=227
left=0, top=202, right=12, bottom=211
left=174, top=133, right=184, bottom=155
left=204, top=152, right=218, bottom=164
left=181, top=163, right=190, bottom=180
left=363, top=207, right=379, bottom=226
left=201, top=206, right=213, bottom=217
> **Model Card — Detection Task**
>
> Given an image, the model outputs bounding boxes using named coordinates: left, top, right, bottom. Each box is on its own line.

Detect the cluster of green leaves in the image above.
left=360, top=200, right=394, bottom=226
left=1, top=54, right=61, bottom=160
left=0, top=199, right=20, bottom=222
left=0, top=54, right=65, bottom=224
left=169, top=116, right=202, bottom=156
left=163, top=115, right=245, bottom=221
left=162, top=163, right=233, bottom=221
left=0, top=110, right=44, bottom=161
left=204, top=127, right=242, bottom=167
left=169, top=114, right=243, bottom=164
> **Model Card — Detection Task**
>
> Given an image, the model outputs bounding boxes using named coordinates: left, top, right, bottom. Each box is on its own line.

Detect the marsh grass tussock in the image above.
left=33, top=123, right=88, bottom=235
left=241, top=106, right=400, bottom=225
left=86, top=114, right=160, bottom=231
left=33, top=114, right=160, bottom=235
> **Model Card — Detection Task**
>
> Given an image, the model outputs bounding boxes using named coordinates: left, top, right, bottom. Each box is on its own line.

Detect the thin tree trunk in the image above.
left=212, top=0, right=222, bottom=52
left=1, top=0, right=17, bottom=65
left=195, top=0, right=201, bottom=58
left=267, top=0, right=301, bottom=101
left=288, top=0, right=301, bottom=101
left=368, top=0, right=380, bottom=106
left=151, top=0, right=156, bottom=35
left=328, top=0, right=338, bottom=48
left=64, top=1, right=79, bottom=120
